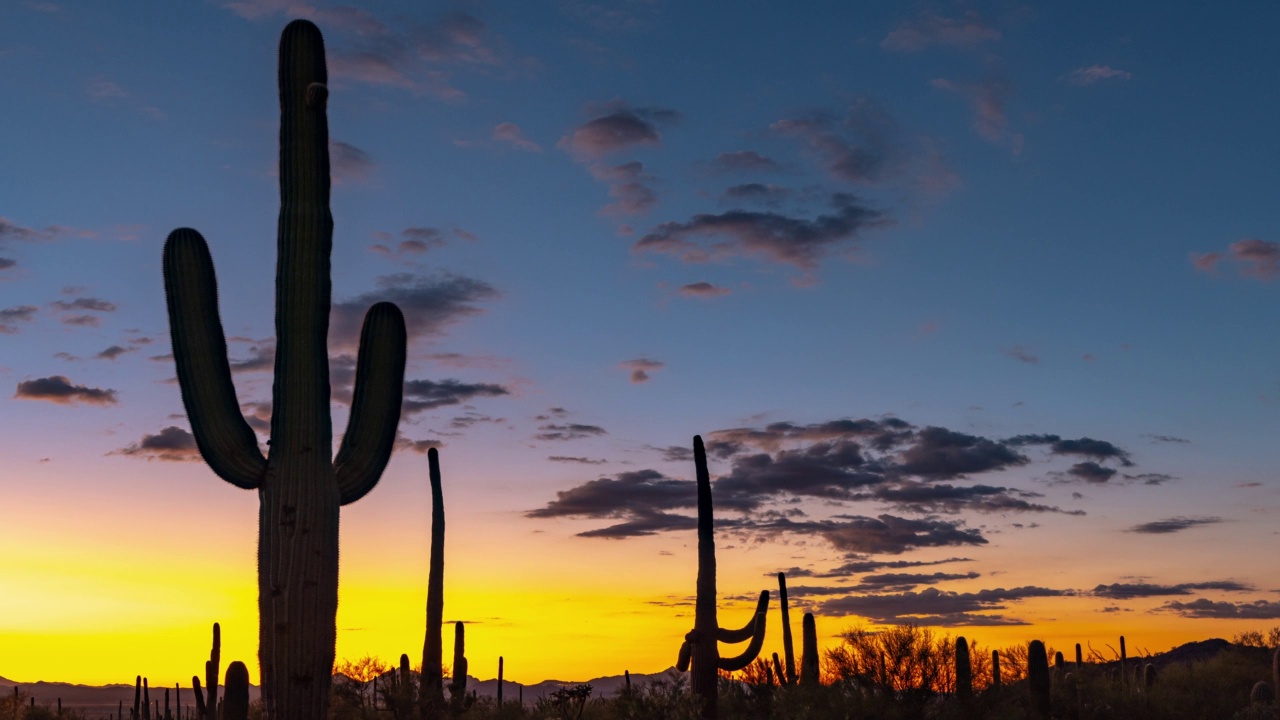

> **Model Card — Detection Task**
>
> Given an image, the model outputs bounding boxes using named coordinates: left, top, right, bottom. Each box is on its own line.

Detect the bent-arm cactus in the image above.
left=676, top=435, right=769, bottom=720
left=162, top=20, right=406, bottom=720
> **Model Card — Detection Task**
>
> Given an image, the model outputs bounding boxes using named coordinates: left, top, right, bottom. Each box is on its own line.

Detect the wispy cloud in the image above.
left=590, top=161, right=658, bottom=215
left=330, top=140, right=375, bottom=185
left=15, top=375, right=118, bottom=405
left=1128, top=516, right=1225, bottom=534
left=370, top=226, right=477, bottom=258
left=112, top=426, right=201, bottom=462
left=709, top=150, right=783, bottom=174
left=1003, top=345, right=1038, bottom=364
left=1159, top=598, right=1280, bottom=619
left=931, top=77, right=1021, bottom=151
left=330, top=272, right=498, bottom=349
left=493, top=122, right=542, bottom=152
left=402, top=378, right=510, bottom=415
left=818, top=586, right=1067, bottom=625
left=619, top=358, right=664, bottom=384
left=1092, top=580, right=1252, bottom=599
left=1192, top=238, right=1280, bottom=280
left=677, top=281, right=731, bottom=299
left=1064, top=65, right=1132, bottom=86
left=881, top=11, right=1001, bottom=52
left=0, top=305, right=38, bottom=333
left=534, top=423, right=608, bottom=442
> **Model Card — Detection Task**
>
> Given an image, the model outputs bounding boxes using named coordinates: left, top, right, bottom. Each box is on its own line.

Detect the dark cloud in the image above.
left=1160, top=598, right=1280, bottom=619
left=818, top=586, right=1066, bottom=625
left=402, top=378, right=510, bottom=415
left=229, top=343, right=275, bottom=373
left=560, top=105, right=678, bottom=158
left=813, top=557, right=974, bottom=577
left=771, top=104, right=898, bottom=184
left=112, top=426, right=200, bottom=462
left=723, top=183, right=792, bottom=206
left=528, top=469, right=692, bottom=519
left=1123, top=472, right=1174, bottom=485
left=15, top=375, right=118, bottom=405
left=782, top=514, right=987, bottom=555
left=61, top=314, right=100, bottom=327
left=590, top=161, right=658, bottom=216
left=634, top=193, right=886, bottom=270
left=868, top=481, right=1083, bottom=516
left=1128, top=516, right=1224, bottom=534
left=677, top=281, right=731, bottom=298
left=1146, top=434, right=1190, bottom=444
left=50, top=297, right=116, bottom=312
left=0, top=305, right=38, bottom=333
left=881, top=11, right=1001, bottom=52
left=852, top=571, right=981, bottom=591
left=1192, top=238, right=1280, bottom=280
left=0, top=257, right=16, bottom=269
left=330, top=272, right=497, bottom=349
left=897, top=427, right=1028, bottom=479
left=1066, top=462, right=1116, bottom=483
left=96, top=345, right=131, bottom=360
left=1050, top=437, right=1132, bottom=465
left=710, top=150, right=782, bottom=174
left=548, top=456, right=608, bottom=465
left=620, top=357, right=664, bottom=383
left=534, top=423, right=608, bottom=441
left=1092, top=581, right=1253, bottom=599
left=0, top=216, right=95, bottom=243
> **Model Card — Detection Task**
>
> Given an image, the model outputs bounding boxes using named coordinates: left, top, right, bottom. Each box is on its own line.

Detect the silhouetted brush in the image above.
left=800, top=613, right=819, bottom=685
left=421, top=448, right=446, bottom=720
left=1028, top=640, right=1051, bottom=719
left=955, top=636, right=972, bottom=699
left=222, top=663, right=249, bottom=720
left=675, top=436, right=769, bottom=720
left=778, top=572, right=796, bottom=685
left=162, top=20, right=406, bottom=720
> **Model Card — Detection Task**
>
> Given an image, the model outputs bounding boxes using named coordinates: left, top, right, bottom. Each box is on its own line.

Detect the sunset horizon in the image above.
left=2, top=0, right=1278, bottom=709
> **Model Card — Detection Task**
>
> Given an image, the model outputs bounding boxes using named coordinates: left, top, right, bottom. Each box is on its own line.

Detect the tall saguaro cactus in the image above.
left=421, top=448, right=446, bottom=720
left=676, top=435, right=769, bottom=720
left=162, top=20, right=406, bottom=720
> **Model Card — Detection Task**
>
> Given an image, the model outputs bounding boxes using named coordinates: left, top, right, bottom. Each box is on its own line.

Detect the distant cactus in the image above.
left=800, top=613, right=819, bottom=685
left=1028, top=640, right=1051, bottom=719
left=1120, top=635, right=1127, bottom=683
left=778, top=572, right=797, bottom=685
left=991, top=649, right=1001, bottom=689
left=676, top=436, right=769, bottom=720
left=421, top=448, right=447, bottom=720
left=1076, top=643, right=1083, bottom=672
left=192, top=623, right=219, bottom=720
left=1144, top=662, right=1157, bottom=688
left=1273, top=647, right=1279, bottom=720
left=162, top=20, right=407, bottom=720
left=449, top=622, right=469, bottom=714
left=955, top=636, right=972, bottom=699
left=222, top=662, right=249, bottom=720
left=132, top=677, right=141, bottom=720
left=143, top=679, right=150, bottom=720
left=497, top=656, right=504, bottom=707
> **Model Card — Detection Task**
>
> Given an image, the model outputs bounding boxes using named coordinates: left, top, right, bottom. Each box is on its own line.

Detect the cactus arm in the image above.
left=676, top=640, right=692, bottom=672
left=717, top=610, right=766, bottom=672
left=335, top=301, right=406, bottom=505
left=162, top=229, right=266, bottom=488
left=717, top=590, right=769, bottom=643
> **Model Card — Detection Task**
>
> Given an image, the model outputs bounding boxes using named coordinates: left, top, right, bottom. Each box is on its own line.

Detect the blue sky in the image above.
left=2, top=0, right=1279, bottom=685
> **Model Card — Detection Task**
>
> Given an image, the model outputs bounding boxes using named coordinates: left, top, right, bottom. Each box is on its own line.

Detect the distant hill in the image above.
left=0, top=667, right=683, bottom=715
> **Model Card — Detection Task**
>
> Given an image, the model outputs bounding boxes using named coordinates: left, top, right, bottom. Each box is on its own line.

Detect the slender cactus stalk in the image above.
left=422, top=448, right=446, bottom=720
left=991, top=649, right=1001, bottom=689
left=162, top=21, right=406, bottom=720
left=778, top=572, right=796, bottom=685
left=1028, top=640, right=1050, bottom=719
left=800, top=613, right=819, bottom=685
left=955, top=636, right=972, bottom=699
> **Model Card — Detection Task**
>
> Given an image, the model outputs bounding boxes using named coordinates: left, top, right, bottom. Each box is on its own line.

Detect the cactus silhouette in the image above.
left=1028, top=639, right=1050, bottom=718
left=800, top=612, right=819, bottom=685
left=778, top=572, right=796, bottom=685
left=676, top=436, right=769, bottom=719
left=162, top=20, right=406, bottom=720
left=955, top=636, right=972, bottom=699
left=222, top=663, right=249, bottom=720
left=191, top=623, right=219, bottom=720
left=421, top=448, right=446, bottom=720
left=450, top=621, right=469, bottom=714
left=991, top=649, right=1001, bottom=689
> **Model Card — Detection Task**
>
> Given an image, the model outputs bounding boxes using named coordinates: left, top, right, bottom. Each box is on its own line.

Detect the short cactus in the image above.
left=676, top=436, right=769, bottom=719
left=1251, top=680, right=1273, bottom=703
left=800, top=613, right=819, bottom=685
left=222, top=663, right=249, bottom=720
left=449, top=622, right=469, bottom=714
left=162, top=21, right=407, bottom=720
left=991, top=649, right=1001, bottom=689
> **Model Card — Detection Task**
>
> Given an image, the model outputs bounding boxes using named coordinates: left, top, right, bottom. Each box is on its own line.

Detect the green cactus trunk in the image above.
left=422, top=448, right=446, bottom=720
left=162, top=20, right=406, bottom=720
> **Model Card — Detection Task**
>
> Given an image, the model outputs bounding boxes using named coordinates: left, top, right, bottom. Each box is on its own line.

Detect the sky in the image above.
left=2, top=0, right=1279, bottom=690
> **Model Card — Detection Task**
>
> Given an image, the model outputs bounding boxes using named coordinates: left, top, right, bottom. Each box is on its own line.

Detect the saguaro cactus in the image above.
left=421, top=448, right=446, bottom=720
left=449, top=622, right=469, bottom=714
left=162, top=20, right=407, bottom=720
left=1028, top=640, right=1051, bottom=719
left=676, top=436, right=769, bottom=720
left=991, top=649, right=1001, bottom=689
left=955, top=636, right=972, bottom=699
left=778, top=572, right=796, bottom=685
left=800, top=613, right=819, bottom=685
left=222, top=663, right=249, bottom=720
left=191, top=623, right=219, bottom=720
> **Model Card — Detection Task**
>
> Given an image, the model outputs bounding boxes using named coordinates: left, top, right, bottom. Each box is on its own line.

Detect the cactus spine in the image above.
left=800, top=612, right=819, bottom=685
left=1028, top=639, right=1050, bottom=719
left=162, top=20, right=407, bottom=720
left=422, top=448, right=446, bottom=720
left=778, top=572, right=796, bottom=685
left=955, top=636, right=972, bottom=699
left=677, top=436, right=769, bottom=720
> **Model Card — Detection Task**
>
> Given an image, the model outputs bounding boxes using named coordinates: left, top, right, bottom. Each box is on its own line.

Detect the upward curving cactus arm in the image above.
left=163, top=229, right=266, bottom=489
left=717, top=590, right=769, bottom=643
left=717, top=607, right=767, bottom=672
left=335, top=301, right=406, bottom=505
